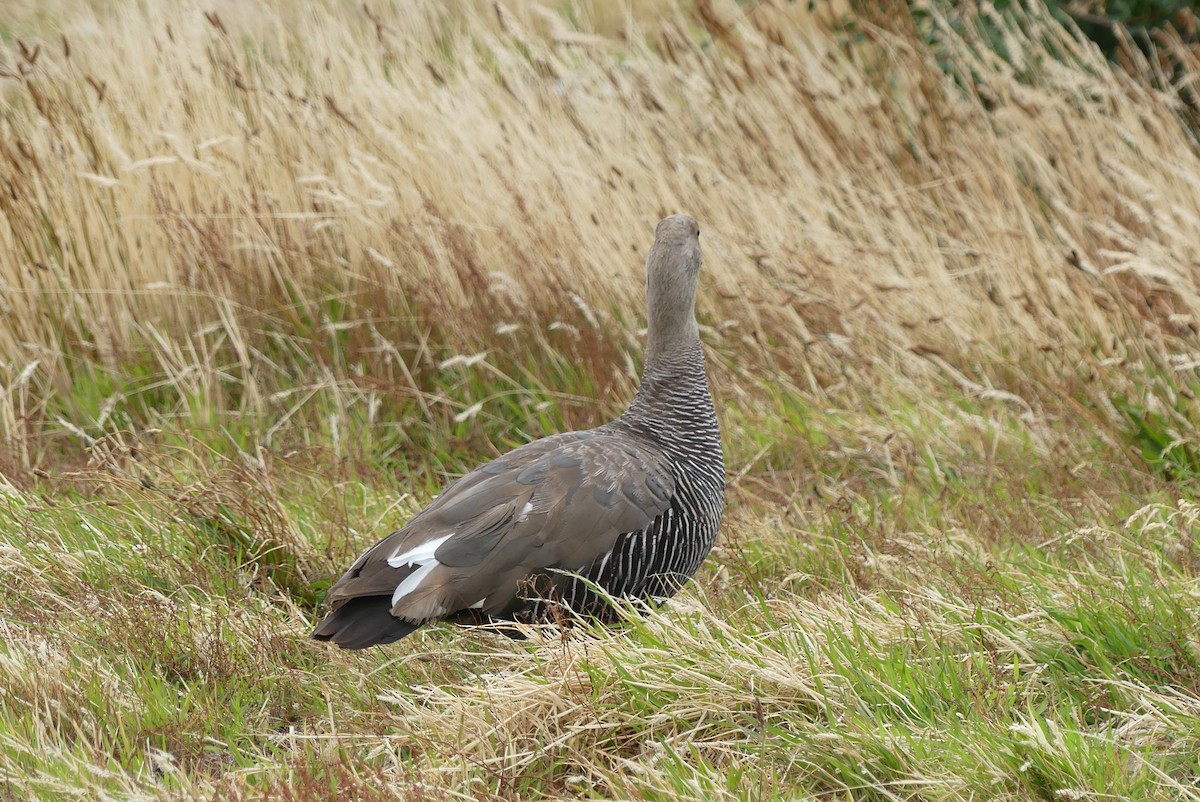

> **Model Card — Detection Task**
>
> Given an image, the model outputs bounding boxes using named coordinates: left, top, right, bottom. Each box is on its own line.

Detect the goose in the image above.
left=312, top=215, right=724, bottom=648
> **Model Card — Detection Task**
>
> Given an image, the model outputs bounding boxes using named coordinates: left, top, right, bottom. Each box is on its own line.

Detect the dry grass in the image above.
left=2, top=0, right=1200, bottom=798
left=2, top=0, right=1199, bottom=456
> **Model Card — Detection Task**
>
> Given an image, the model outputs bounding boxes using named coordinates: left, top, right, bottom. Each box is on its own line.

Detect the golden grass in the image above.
left=2, top=0, right=1199, bottom=457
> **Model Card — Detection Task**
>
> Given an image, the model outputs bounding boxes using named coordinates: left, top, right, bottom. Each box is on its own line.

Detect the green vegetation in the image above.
left=2, top=0, right=1200, bottom=798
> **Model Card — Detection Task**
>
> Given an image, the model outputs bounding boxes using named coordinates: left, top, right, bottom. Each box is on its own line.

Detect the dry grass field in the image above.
left=2, top=0, right=1200, bottom=798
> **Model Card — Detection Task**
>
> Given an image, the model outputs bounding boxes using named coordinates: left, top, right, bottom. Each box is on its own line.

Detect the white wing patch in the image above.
left=516, top=501, right=534, bottom=523
left=388, top=533, right=454, bottom=607
left=388, top=534, right=453, bottom=569
left=469, top=598, right=486, bottom=609
left=392, top=562, right=438, bottom=606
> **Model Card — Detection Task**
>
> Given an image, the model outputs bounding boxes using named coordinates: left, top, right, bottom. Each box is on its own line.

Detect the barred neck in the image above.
left=614, top=340, right=721, bottom=463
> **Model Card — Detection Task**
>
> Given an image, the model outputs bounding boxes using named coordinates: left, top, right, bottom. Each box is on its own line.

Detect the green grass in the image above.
left=2, top=379, right=1199, bottom=799
left=6, top=301, right=1200, bottom=799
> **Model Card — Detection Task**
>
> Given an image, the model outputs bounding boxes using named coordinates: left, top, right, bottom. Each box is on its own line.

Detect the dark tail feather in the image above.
left=311, top=596, right=421, bottom=649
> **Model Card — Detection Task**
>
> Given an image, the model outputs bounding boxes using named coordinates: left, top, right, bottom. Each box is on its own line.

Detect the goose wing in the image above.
left=321, top=429, right=674, bottom=622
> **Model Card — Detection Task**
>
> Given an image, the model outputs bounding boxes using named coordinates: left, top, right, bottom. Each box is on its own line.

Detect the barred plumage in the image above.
left=544, top=342, right=725, bottom=620
left=313, top=215, right=725, bottom=648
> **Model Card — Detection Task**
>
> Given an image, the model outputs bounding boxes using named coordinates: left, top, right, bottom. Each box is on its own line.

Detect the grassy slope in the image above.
left=2, top=0, right=1200, bottom=799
